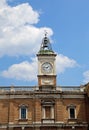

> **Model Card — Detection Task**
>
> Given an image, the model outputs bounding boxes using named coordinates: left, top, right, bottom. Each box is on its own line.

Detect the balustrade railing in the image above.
left=0, top=85, right=85, bottom=93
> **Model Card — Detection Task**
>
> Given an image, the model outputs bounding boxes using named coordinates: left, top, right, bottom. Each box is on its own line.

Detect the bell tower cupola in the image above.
left=40, top=32, right=53, bottom=51
left=37, top=33, right=57, bottom=90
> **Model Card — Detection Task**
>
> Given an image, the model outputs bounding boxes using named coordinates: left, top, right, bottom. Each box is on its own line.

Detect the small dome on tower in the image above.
left=38, top=32, right=54, bottom=54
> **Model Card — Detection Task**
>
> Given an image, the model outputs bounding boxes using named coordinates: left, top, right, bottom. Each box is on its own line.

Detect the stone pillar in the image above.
left=51, top=106, right=54, bottom=118
left=42, top=107, right=45, bottom=119
left=22, top=126, right=25, bottom=130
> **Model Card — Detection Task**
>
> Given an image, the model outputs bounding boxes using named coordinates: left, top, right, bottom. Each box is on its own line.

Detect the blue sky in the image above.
left=0, top=0, right=89, bottom=86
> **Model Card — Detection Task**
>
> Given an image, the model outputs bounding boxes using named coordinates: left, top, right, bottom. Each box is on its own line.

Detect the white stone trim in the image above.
left=9, top=122, right=14, bottom=124
left=68, top=106, right=76, bottom=119
left=42, top=107, right=45, bottom=119
left=63, top=95, right=84, bottom=99
left=0, top=125, right=7, bottom=128
left=19, top=106, right=28, bottom=119
left=33, top=121, right=41, bottom=124
left=51, top=106, right=54, bottom=118
left=42, top=105, right=54, bottom=119
left=55, top=121, right=64, bottom=124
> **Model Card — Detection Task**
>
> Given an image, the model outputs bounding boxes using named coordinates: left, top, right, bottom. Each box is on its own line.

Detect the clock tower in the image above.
left=37, top=33, right=57, bottom=90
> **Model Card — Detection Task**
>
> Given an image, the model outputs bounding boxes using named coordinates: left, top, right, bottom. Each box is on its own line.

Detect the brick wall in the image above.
left=0, top=98, right=88, bottom=123
left=55, top=98, right=87, bottom=123
left=0, top=91, right=88, bottom=130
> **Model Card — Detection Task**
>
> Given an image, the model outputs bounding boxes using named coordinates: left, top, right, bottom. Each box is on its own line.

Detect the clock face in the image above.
left=41, top=62, right=52, bottom=73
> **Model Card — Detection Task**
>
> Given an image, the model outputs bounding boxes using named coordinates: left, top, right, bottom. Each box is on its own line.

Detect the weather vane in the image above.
left=44, top=30, right=48, bottom=37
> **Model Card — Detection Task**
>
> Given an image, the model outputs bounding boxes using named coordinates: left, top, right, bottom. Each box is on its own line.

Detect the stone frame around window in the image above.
left=67, top=104, right=76, bottom=120
left=41, top=99, right=55, bottom=123
left=19, top=104, right=28, bottom=120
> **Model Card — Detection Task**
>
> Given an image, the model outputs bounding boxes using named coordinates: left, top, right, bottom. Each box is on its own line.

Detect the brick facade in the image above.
left=0, top=86, right=89, bottom=130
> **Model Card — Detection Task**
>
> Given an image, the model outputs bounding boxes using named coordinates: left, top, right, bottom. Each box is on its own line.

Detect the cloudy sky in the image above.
left=0, top=0, right=89, bottom=86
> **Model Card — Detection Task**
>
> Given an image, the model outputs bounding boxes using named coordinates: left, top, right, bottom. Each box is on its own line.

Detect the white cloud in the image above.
left=0, top=3, right=39, bottom=27
left=83, top=70, right=89, bottom=83
left=1, top=57, right=38, bottom=81
left=56, top=54, right=77, bottom=74
left=0, top=0, right=7, bottom=7
left=1, top=54, right=77, bottom=81
left=0, top=0, right=78, bottom=82
left=0, top=0, right=53, bottom=57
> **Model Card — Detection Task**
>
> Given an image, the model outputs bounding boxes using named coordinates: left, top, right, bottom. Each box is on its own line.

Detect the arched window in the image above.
left=19, top=105, right=28, bottom=120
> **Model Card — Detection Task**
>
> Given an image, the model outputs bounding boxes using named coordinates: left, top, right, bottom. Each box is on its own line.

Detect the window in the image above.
left=41, top=100, right=55, bottom=119
left=45, top=106, right=51, bottom=119
left=67, top=105, right=76, bottom=119
left=42, top=106, right=54, bottom=119
left=69, top=107, right=75, bottom=119
left=19, top=105, right=28, bottom=120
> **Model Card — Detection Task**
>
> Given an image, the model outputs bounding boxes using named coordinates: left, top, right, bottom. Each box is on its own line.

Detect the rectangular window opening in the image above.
left=21, top=107, right=26, bottom=119
left=45, top=106, right=51, bottom=119
left=70, top=108, right=75, bottom=119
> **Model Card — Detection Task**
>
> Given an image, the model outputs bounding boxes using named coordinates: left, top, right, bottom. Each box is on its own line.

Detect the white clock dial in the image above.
left=41, top=62, right=52, bottom=73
